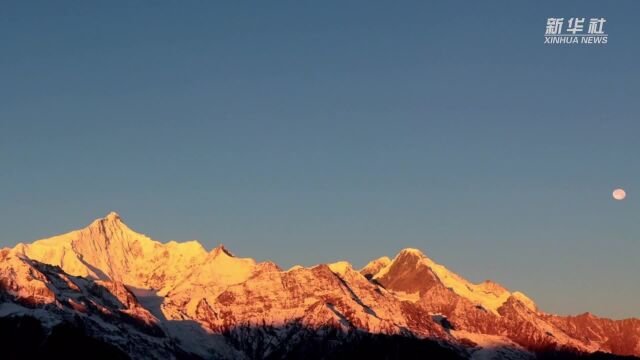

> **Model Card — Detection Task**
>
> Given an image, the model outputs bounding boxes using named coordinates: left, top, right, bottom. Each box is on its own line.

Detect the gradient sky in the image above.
left=1, top=1, right=638, bottom=319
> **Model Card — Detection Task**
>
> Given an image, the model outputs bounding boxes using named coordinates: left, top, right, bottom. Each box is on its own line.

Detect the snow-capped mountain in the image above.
left=1, top=212, right=638, bottom=359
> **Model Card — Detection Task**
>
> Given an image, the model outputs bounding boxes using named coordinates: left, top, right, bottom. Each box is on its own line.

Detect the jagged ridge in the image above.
left=0, top=212, right=638, bottom=359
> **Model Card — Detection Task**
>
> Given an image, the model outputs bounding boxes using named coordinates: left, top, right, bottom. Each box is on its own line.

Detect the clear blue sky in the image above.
left=1, top=1, right=638, bottom=318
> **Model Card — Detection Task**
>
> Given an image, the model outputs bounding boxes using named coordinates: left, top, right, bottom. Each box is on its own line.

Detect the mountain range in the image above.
left=0, top=212, right=638, bottom=359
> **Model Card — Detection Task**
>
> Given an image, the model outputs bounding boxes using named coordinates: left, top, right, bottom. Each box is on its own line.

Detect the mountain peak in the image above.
left=360, top=256, right=391, bottom=278
left=398, top=248, right=426, bottom=258
left=373, top=248, right=441, bottom=294
left=105, top=211, right=121, bottom=221
left=81, top=212, right=139, bottom=244
left=88, top=211, right=127, bottom=230
left=328, top=261, right=353, bottom=276
left=478, top=280, right=508, bottom=294
left=211, top=244, right=234, bottom=257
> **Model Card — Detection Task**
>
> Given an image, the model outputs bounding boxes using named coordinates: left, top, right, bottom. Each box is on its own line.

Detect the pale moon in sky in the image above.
left=612, top=188, right=626, bottom=200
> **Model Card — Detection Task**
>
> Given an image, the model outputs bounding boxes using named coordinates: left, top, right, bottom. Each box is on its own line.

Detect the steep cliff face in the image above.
left=1, top=213, right=637, bottom=359
left=0, top=250, right=187, bottom=359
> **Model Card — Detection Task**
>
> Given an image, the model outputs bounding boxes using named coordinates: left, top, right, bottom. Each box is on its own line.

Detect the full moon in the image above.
left=612, top=188, right=626, bottom=200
